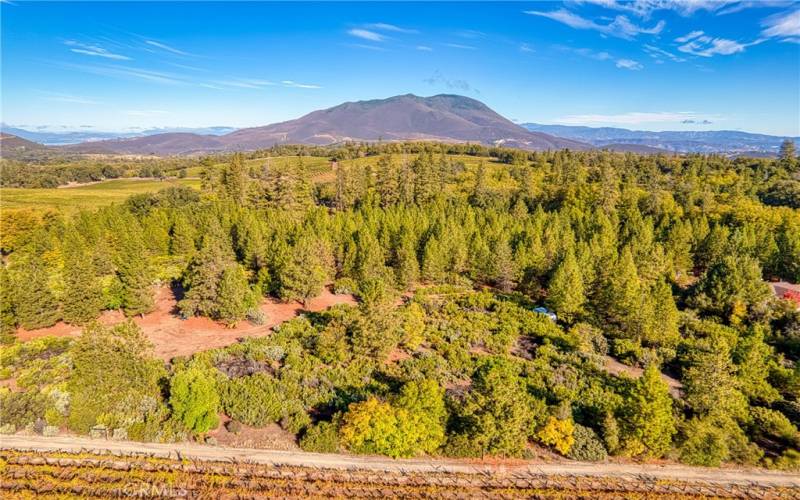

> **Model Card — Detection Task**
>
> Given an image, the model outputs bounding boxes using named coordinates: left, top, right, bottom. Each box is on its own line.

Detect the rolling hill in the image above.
left=522, top=123, right=798, bottom=155
left=63, top=95, right=589, bottom=155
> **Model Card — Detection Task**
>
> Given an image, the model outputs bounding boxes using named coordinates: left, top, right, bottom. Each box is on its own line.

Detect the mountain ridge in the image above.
left=60, top=94, right=590, bottom=155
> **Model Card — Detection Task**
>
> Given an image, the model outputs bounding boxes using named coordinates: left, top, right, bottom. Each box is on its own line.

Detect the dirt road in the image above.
left=1, top=434, right=798, bottom=487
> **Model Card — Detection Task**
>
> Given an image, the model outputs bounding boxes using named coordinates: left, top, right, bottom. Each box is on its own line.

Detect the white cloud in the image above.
left=615, top=58, right=643, bottom=70
left=347, top=29, right=384, bottom=42
left=65, top=40, right=131, bottom=60
left=675, top=30, right=705, bottom=43
left=524, top=8, right=664, bottom=40
left=145, top=40, right=189, bottom=56
left=444, top=43, right=476, bottom=50
left=555, top=111, right=719, bottom=125
left=572, top=0, right=740, bottom=17
left=643, top=44, right=686, bottom=62
left=212, top=78, right=275, bottom=89
left=38, top=91, right=100, bottom=105
left=676, top=34, right=762, bottom=57
left=520, top=43, right=534, bottom=52
left=416, top=45, right=433, bottom=51
left=281, top=80, right=322, bottom=89
left=761, top=9, right=800, bottom=39
left=364, top=23, right=418, bottom=34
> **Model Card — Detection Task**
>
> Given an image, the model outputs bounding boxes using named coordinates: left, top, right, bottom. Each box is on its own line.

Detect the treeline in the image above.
left=1, top=146, right=799, bottom=468
left=0, top=157, right=194, bottom=188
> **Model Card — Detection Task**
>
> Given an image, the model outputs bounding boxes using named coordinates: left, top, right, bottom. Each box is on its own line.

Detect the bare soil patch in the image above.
left=16, top=286, right=356, bottom=361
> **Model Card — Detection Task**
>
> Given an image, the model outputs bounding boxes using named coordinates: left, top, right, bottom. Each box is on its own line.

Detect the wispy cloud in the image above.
left=643, top=44, right=686, bottom=62
left=64, top=40, right=131, bottom=60
left=571, top=0, right=753, bottom=17
left=345, top=43, right=387, bottom=51
left=281, top=80, right=322, bottom=89
left=615, top=58, right=643, bottom=70
left=364, top=23, right=418, bottom=34
left=347, top=29, right=384, bottom=42
left=423, top=70, right=479, bottom=94
left=37, top=91, right=101, bottom=105
left=524, top=8, right=664, bottom=40
left=555, top=111, right=720, bottom=125
left=675, top=31, right=762, bottom=57
left=416, top=45, right=433, bottom=51
left=144, top=39, right=189, bottom=56
left=58, top=61, right=184, bottom=84
left=212, top=78, right=275, bottom=89
left=520, top=43, right=534, bottom=53
left=444, top=43, right=476, bottom=50
left=761, top=9, right=800, bottom=39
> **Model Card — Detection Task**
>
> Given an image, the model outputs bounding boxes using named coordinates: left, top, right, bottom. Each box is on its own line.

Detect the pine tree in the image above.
left=393, top=230, right=419, bottom=288
left=470, top=161, right=489, bottom=207
left=279, top=236, right=329, bottom=306
left=492, top=238, right=517, bottom=292
left=606, top=248, right=642, bottom=337
left=546, top=249, right=585, bottom=323
left=779, top=139, right=797, bottom=171
left=216, top=264, right=252, bottom=327
left=644, top=280, right=680, bottom=350
left=115, top=229, right=155, bottom=317
left=170, top=213, right=196, bottom=257
left=0, top=267, right=17, bottom=343
left=179, top=226, right=235, bottom=318
left=12, top=256, right=60, bottom=330
left=622, top=364, right=676, bottom=458
left=62, top=230, right=104, bottom=325
left=376, top=155, right=398, bottom=207
left=220, top=153, right=249, bottom=205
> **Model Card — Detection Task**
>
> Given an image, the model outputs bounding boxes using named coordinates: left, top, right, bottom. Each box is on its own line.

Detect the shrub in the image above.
left=225, top=420, right=242, bottom=434
left=333, top=278, right=358, bottom=295
left=220, top=373, right=283, bottom=427
left=0, top=391, right=49, bottom=428
left=246, top=308, right=266, bottom=326
left=300, top=421, right=340, bottom=453
left=536, top=416, right=575, bottom=455
left=568, top=424, right=608, bottom=462
left=169, top=366, right=220, bottom=434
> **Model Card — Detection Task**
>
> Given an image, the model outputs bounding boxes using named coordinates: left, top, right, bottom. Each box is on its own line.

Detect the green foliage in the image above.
left=0, top=390, right=49, bottom=428
left=621, top=364, right=676, bottom=458
left=62, top=230, right=104, bottom=325
left=10, top=256, right=60, bottom=330
left=169, top=366, right=220, bottom=434
left=536, top=416, right=575, bottom=455
left=568, top=424, right=608, bottom=462
left=216, top=265, right=253, bottom=327
left=546, top=249, right=585, bottom=323
left=66, top=321, right=166, bottom=434
left=300, top=420, right=341, bottom=453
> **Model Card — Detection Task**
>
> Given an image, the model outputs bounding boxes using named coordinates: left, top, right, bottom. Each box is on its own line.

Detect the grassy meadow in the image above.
left=0, top=178, right=201, bottom=212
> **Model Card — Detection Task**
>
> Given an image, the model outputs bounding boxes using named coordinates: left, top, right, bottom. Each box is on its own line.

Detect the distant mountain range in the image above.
left=0, top=125, right=236, bottom=146
left=2, top=95, right=795, bottom=156
left=522, top=123, right=798, bottom=155
left=5, top=95, right=588, bottom=155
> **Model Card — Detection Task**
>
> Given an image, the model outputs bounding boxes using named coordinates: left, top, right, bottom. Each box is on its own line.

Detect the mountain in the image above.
left=522, top=123, right=798, bottom=155
left=62, top=95, right=589, bottom=155
left=1, top=124, right=236, bottom=146
left=0, top=133, right=51, bottom=159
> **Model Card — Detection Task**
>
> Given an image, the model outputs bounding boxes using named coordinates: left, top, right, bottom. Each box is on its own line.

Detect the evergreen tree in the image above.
left=622, top=364, right=676, bottom=458
left=12, top=256, right=60, bottom=330
left=393, top=230, right=419, bottom=288
left=220, top=153, right=250, bottom=205
left=170, top=214, right=196, bottom=257
left=116, top=230, right=155, bottom=316
left=62, top=230, right=104, bottom=325
left=0, top=267, right=17, bottom=343
left=216, top=264, right=252, bottom=327
left=546, top=249, right=585, bottom=323
left=179, top=226, right=235, bottom=318
left=491, top=238, right=516, bottom=293
left=280, top=237, right=329, bottom=306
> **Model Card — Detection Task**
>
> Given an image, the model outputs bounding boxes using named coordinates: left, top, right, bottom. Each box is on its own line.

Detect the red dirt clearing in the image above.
left=16, top=286, right=356, bottom=361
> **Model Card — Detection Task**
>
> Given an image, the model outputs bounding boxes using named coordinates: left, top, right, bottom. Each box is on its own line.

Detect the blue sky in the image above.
left=2, top=1, right=799, bottom=135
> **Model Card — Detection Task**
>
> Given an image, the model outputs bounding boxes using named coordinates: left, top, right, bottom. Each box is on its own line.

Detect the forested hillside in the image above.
left=1, top=142, right=799, bottom=469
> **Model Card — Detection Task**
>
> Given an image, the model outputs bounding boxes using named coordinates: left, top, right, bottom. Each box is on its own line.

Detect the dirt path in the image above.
left=16, top=286, right=356, bottom=360
left=603, top=356, right=684, bottom=398
left=1, top=435, right=797, bottom=487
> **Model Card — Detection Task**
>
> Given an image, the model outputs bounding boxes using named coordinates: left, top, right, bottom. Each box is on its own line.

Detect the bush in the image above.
left=333, top=278, right=358, bottom=295
left=0, top=391, right=49, bottom=428
left=536, top=416, right=575, bottom=455
left=220, top=373, right=283, bottom=427
left=300, top=421, right=340, bottom=453
left=225, top=420, right=242, bottom=434
left=169, top=366, right=220, bottom=434
left=568, top=424, right=608, bottom=462
left=246, top=308, right=266, bottom=326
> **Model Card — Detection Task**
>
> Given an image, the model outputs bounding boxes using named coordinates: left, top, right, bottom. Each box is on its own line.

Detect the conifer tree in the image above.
left=546, top=249, right=585, bottom=323
left=279, top=236, right=329, bottom=306
left=0, top=267, right=17, bottom=343
left=179, top=225, right=235, bottom=318
left=170, top=214, right=196, bottom=257
left=12, top=256, right=60, bottom=330
left=220, top=153, right=249, bottom=205
left=216, top=264, right=252, bottom=327
left=116, top=230, right=155, bottom=317
left=169, top=365, right=220, bottom=434
left=393, top=230, right=419, bottom=288
left=492, top=238, right=517, bottom=293
left=622, top=364, right=676, bottom=458
left=62, top=230, right=104, bottom=325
